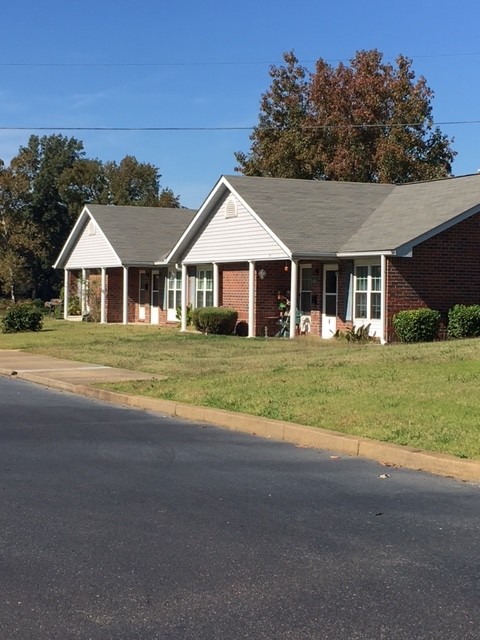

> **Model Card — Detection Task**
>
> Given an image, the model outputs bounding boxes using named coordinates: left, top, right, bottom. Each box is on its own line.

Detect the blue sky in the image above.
left=1, top=0, right=479, bottom=208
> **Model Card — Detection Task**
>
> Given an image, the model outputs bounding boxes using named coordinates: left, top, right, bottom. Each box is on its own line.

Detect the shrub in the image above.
left=192, top=307, right=238, bottom=335
left=1, top=302, right=44, bottom=333
left=68, top=295, right=81, bottom=316
left=335, top=324, right=375, bottom=343
left=447, top=304, right=480, bottom=339
left=176, top=303, right=193, bottom=326
left=392, top=308, right=440, bottom=343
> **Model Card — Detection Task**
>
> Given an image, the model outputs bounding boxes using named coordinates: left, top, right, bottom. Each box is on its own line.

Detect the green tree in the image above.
left=235, top=50, right=455, bottom=183
left=0, top=162, right=45, bottom=301
left=12, top=134, right=85, bottom=298
left=103, top=155, right=161, bottom=206
left=58, top=158, right=107, bottom=218
left=235, top=52, right=315, bottom=179
left=158, top=187, right=181, bottom=208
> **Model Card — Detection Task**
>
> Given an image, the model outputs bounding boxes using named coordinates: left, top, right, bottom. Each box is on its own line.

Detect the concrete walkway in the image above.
left=1, top=349, right=479, bottom=484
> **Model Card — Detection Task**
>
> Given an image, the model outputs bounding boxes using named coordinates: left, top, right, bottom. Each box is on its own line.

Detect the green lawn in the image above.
left=2, top=318, right=480, bottom=460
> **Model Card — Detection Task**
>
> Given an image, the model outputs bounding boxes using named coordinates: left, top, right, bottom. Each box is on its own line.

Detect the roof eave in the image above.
left=336, top=250, right=396, bottom=258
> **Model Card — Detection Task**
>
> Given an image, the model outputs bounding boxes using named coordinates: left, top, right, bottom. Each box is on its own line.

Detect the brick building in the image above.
left=55, top=174, right=480, bottom=343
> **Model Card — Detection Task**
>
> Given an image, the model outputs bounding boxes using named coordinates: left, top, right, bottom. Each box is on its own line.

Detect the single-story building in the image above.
left=53, top=204, right=196, bottom=324
left=55, top=173, right=480, bottom=342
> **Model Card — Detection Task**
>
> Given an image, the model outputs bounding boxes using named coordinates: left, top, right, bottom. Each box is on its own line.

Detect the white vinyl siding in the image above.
left=184, top=195, right=287, bottom=263
left=65, top=220, right=120, bottom=269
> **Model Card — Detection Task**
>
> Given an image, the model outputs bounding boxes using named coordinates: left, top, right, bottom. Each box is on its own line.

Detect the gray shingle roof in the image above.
left=87, top=204, right=196, bottom=263
left=225, top=174, right=480, bottom=255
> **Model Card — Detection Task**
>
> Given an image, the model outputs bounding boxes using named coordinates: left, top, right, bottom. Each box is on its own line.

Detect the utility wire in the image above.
left=0, top=121, right=479, bottom=132
left=0, top=51, right=480, bottom=68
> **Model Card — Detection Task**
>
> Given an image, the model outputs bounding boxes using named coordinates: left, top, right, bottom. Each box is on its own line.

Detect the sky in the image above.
left=1, top=0, right=479, bottom=209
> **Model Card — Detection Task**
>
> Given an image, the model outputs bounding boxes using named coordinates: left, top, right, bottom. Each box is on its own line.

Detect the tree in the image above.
left=235, top=52, right=316, bottom=179
left=235, top=50, right=456, bottom=183
left=103, top=155, right=161, bottom=206
left=0, top=162, right=45, bottom=301
left=158, top=187, right=181, bottom=208
left=12, top=134, right=85, bottom=298
left=58, top=158, right=107, bottom=218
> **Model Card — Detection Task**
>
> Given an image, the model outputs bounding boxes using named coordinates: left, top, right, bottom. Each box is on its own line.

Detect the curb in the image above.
left=7, top=369, right=480, bottom=484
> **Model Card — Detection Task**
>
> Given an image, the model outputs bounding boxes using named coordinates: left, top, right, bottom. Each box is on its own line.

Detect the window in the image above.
left=355, top=264, right=381, bottom=320
left=196, top=266, right=213, bottom=308
left=167, top=270, right=182, bottom=310
left=300, top=266, right=313, bottom=313
left=139, top=271, right=149, bottom=306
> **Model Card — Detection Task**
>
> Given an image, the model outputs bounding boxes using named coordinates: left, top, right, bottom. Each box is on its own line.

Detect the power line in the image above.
left=0, top=121, right=479, bottom=133
left=0, top=51, right=480, bottom=68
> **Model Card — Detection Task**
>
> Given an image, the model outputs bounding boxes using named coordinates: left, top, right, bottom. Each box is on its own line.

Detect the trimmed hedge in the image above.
left=447, top=304, right=480, bottom=339
left=1, top=302, right=44, bottom=333
left=392, top=308, right=440, bottom=343
left=192, top=307, right=238, bottom=335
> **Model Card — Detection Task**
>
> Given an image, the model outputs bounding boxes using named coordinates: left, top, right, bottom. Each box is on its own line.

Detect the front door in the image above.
left=151, top=270, right=160, bottom=324
left=322, top=265, right=338, bottom=339
left=167, top=269, right=182, bottom=322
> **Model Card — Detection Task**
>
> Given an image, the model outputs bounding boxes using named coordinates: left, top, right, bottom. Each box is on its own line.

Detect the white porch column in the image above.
left=248, top=260, right=255, bottom=338
left=380, top=254, right=387, bottom=345
left=63, top=269, right=69, bottom=320
left=100, top=268, right=107, bottom=324
left=213, top=262, right=219, bottom=307
left=181, top=263, right=188, bottom=332
left=289, top=259, right=298, bottom=339
left=122, top=266, right=129, bottom=325
left=81, top=268, right=87, bottom=317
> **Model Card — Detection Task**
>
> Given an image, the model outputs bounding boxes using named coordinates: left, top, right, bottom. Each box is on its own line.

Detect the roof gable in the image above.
left=170, top=174, right=480, bottom=260
left=55, top=204, right=196, bottom=268
left=182, top=191, right=289, bottom=263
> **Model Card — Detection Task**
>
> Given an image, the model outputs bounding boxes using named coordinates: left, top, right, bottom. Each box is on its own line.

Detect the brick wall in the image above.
left=219, top=260, right=329, bottom=337
left=386, top=211, right=480, bottom=336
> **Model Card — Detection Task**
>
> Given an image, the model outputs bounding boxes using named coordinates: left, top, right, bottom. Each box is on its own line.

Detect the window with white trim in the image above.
left=167, top=269, right=182, bottom=309
left=196, top=266, right=213, bottom=308
left=300, top=265, right=313, bottom=313
left=354, top=264, right=381, bottom=320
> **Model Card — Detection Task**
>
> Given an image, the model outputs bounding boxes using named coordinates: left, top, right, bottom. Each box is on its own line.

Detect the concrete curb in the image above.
left=7, top=369, right=480, bottom=484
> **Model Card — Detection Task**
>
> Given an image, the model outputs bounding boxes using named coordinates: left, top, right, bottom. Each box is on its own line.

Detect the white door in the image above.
left=322, top=265, right=338, bottom=339
left=167, top=269, right=182, bottom=322
left=151, top=270, right=160, bottom=324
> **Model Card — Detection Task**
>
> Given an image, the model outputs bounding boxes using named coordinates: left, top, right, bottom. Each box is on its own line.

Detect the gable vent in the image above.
left=225, top=198, right=238, bottom=219
left=87, top=220, right=97, bottom=235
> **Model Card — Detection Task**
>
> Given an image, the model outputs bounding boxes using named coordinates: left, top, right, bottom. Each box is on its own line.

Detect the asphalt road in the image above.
left=0, top=376, right=479, bottom=640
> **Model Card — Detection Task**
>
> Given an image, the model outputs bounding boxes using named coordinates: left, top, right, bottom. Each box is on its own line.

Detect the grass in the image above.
left=2, top=318, right=480, bottom=460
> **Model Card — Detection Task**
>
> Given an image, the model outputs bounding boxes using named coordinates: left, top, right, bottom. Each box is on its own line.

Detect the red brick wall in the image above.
left=386, top=211, right=480, bottom=337
left=219, top=263, right=249, bottom=322
left=219, top=260, right=328, bottom=337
